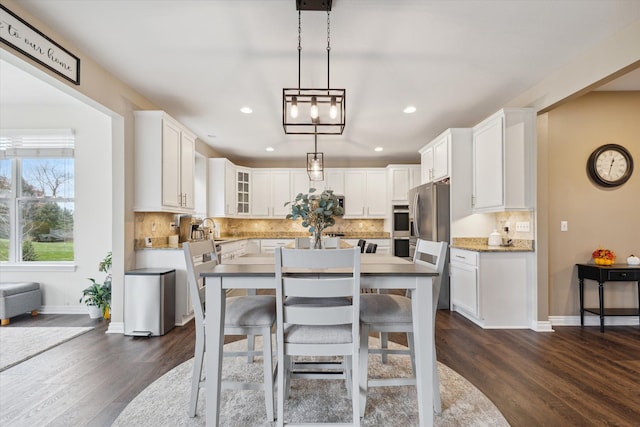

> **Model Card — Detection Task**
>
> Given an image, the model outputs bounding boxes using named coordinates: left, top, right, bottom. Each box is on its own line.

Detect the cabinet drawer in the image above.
left=608, top=270, right=640, bottom=281
left=450, top=248, right=478, bottom=267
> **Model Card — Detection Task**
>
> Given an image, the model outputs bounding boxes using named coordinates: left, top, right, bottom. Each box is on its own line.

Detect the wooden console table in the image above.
left=576, top=263, right=640, bottom=332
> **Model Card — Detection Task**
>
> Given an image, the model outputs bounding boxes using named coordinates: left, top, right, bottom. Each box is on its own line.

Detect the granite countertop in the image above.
left=216, top=232, right=390, bottom=240
left=135, top=233, right=391, bottom=250
left=451, top=237, right=535, bottom=252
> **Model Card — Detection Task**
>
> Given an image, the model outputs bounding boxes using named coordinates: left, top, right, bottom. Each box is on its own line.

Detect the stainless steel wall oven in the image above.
left=392, top=205, right=411, bottom=258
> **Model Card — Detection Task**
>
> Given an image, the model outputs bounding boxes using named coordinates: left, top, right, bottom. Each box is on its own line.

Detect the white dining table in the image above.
left=202, top=253, right=438, bottom=427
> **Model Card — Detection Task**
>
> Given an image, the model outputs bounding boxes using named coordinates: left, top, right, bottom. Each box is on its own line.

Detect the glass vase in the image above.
left=313, top=229, right=323, bottom=249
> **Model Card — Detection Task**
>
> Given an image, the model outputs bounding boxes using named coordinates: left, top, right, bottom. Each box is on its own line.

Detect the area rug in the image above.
left=0, top=327, right=94, bottom=372
left=113, top=337, right=509, bottom=427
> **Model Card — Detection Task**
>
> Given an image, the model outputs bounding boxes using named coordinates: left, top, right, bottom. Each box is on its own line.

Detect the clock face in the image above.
left=587, top=144, right=634, bottom=187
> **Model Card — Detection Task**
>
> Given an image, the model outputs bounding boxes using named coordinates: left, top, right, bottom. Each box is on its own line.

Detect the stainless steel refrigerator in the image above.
left=408, top=181, right=450, bottom=309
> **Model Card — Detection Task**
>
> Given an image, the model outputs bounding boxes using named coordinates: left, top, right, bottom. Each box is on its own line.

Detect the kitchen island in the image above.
left=202, top=254, right=439, bottom=427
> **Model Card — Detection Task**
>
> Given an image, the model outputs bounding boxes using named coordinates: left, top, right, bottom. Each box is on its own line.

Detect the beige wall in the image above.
left=546, top=92, right=640, bottom=315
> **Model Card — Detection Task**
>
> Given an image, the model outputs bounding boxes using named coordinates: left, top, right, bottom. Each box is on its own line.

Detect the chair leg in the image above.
left=247, top=333, right=256, bottom=363
left=189, top=330, right=205, bottom=417
left=407, top=332, right=417, bottom=377
left=433, top=341, right=442, bottom=414
left=344, top=355, right=352, bottom=399
left=352, top=349, right=361, bottom=426
left=262, top=327, right=275, bottom=421
left=277, top=346, right=285, bottom=427
left=359, top=324, right=370, bottom=418
left=380, top=331, right=389, bottom=363
left=284, top=355, right=293, bottom=400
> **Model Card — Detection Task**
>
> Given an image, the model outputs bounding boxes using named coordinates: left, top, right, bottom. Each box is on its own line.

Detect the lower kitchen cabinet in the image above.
left=450, top=248, right=532, bottom=328
left=217, top=239, right=248, bottom=262
left=135, top=249, right=193, bottom=327
left=260, top=239, right=294, bottom=254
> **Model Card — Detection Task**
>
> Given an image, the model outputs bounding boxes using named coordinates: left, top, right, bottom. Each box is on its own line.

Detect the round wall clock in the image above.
left=586, top=144, right=634, bottom=188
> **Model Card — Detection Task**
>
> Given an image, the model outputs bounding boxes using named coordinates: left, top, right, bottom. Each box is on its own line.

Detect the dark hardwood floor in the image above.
left=1, top=311, right=639, bottom=426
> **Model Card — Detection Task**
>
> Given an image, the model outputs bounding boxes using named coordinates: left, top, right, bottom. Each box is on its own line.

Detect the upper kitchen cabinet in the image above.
left=251, top=169, right=291, bottom=217
left=343, top=169, right=387, bottom=218
left=472, top=108, right=535, bottom=212
left=209, top=158, right=239, bottom=217
left=290, top=169, right=311, bottom=199
left=420, top=132, right=450, bottom=184
left=387, top=164, right=420, bottom=203
left=310, top=168, right=345, bottom=195
left=134, top=111, right=196, bottom=213
left=325, top=169, right=345, bottom=195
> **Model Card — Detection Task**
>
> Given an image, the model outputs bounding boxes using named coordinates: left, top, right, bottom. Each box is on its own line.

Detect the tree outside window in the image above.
left=0, top=130, right=75, bottom=263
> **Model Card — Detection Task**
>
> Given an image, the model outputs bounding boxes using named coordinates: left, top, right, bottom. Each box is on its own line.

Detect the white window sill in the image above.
left=0, top=263, right=77, bottom=272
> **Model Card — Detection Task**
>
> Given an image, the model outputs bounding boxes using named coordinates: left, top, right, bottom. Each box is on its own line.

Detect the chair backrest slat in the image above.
left=284, top=278, right=354, bottom=298
left=284, top=305, right=353, bottom=325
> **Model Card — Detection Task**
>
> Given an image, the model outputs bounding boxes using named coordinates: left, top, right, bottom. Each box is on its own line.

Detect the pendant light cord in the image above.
left=326, top=9, right=331, bottom=91
left=297, top=10, right=302, bottom=93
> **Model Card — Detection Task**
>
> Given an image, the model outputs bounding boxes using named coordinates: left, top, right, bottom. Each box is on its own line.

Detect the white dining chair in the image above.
left=274, top=246, right=361, bottom=426
left=358, top=239, right=447, bottom=417
left=183, top=240, right=276, bottom=420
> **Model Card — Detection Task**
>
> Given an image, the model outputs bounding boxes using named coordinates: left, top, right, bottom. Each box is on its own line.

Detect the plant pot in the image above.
left=87, top=305, right=102, bottom=319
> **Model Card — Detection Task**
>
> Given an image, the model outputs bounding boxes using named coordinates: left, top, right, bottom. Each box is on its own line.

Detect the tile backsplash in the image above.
left=134, top=212, right=387, bottom=243
left=494, top=211, right=535, bottom=240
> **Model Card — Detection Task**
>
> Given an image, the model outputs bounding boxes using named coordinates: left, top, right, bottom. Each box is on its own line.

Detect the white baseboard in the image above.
left=39, top=305, right=88, bottom=315
left=550, top=315, right=640, bottom=327
left=531, top=320, right=554, bottom=332
left=106, top=322, right=124, bottom=334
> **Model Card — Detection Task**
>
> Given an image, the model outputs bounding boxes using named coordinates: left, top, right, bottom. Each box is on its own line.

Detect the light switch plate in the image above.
left=515, top=222, right=530, bottom=232
left=560, top=221, right=568, bottom=232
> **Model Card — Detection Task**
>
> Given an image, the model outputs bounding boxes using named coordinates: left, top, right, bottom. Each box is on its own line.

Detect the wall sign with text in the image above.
left=0, top=4, right=80, bottom=85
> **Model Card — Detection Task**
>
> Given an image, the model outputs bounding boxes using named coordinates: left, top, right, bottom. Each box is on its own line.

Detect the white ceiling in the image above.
left=2, top=0, right=640, bottom=166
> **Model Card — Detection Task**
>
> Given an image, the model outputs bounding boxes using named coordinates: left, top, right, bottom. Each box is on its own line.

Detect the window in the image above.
left=0, top=130, right=75, bottom=263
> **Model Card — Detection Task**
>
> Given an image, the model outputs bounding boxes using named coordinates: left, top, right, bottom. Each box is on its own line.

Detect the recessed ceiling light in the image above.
left=374, top=147, right=383, bottom=152
left=266, top=147, right=274, bottom=152
left=403, top=106, right=416, bottom=114
left=240, top=107, right=253, bottom=114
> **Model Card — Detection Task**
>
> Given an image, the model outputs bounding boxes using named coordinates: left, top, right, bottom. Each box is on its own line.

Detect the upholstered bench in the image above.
left=0, top=282, right=42, bottom=326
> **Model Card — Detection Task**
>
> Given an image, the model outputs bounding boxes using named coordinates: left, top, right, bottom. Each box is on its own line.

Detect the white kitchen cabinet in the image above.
left=419, top=130, right=451, bottom=184
left=134, top=111, right=196, bottom=213
left=208, top=158, right=237, bottom=217
left=217, top=239, right=248, bottom=262
left=246, top=239, right=261, bottom=254
left=135, top=249, right=193, bottom=326
left=236, top=167, right=251, bottom=215
left=450, top=249, right=479, bottom=317
left=450, top=248, right=532, bottom=328
left=325, top=169, right=345, bottom=195
left=420, top=146, right=434, bottom=184
left=343, top=169, right=387, bottom=218
left=387, top=164, right=420, bottom=203
left=472, top=108, right=535, bottom=212
left=290, top=169, right=312, bottom=199
left=251, top=169, right=291, bottom=217
left=260, top=239, right=294, bottom=254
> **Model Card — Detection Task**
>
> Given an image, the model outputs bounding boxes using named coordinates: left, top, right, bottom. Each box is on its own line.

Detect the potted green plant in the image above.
left=79, top=279, right=110, bottom=319
left=79, top=252, right=112, bottom=319
left=285, top=188, right=344, bottom=249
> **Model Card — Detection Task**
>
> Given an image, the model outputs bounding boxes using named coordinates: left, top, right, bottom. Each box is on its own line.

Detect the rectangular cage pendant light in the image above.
left=283, top=88, right=345, bottom=135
